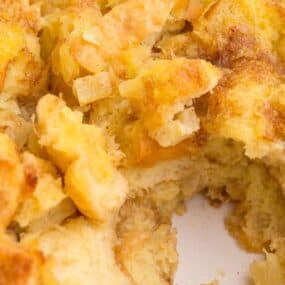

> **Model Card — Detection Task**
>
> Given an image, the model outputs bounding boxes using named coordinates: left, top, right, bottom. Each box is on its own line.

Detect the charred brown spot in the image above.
left=24, top=167, right=38, bottom=193
left=180, top=21, right=193, bottom=34
left=0, top=244, right=36, bottom=285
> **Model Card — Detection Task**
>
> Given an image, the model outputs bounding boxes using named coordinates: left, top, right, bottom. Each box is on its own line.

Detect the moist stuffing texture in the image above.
left=0, top=0, right=285, bottom=284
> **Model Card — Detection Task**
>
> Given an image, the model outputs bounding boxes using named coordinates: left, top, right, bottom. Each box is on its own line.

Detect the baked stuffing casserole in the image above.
left=0, top=0, right=285, bottom=284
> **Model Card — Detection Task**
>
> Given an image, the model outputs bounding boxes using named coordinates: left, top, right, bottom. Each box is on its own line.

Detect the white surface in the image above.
left=173, top=195, right=261, bottom=285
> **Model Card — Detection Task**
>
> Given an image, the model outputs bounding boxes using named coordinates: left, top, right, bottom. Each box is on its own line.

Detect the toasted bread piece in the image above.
left=120, top=58, right=222, bottom=147
left=14, top=152, right=76, bottom=232
left=0, top=2, right=45, bottom=98
left=36, top=95, right=128, bottom=222
left=117, top=225, right=177, bottom=285
left=23, top=217, right=132, bottom=285
left=0, top=133, right=24, bottom=230
left=0, top=237, right=41, bottom=285
left=116, top=195, right=178, bottom=285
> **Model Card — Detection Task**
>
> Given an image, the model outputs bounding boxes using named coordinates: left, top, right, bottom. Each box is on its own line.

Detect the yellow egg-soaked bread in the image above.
left=0, top=0, right=285, bottom=285
left=36, top=94, right=129, bottom=222
left=0, top=1, right=46, bottom=98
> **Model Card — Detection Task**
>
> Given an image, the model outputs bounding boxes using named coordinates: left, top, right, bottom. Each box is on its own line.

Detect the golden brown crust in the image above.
left=116, top=225, right=177, bottom=285
left=0, top=239, right=41, bottom=285
left=0, top=134, right=24, bottom=229
left=204, top=57, right=284, bottom=158
left=1, top=1, right=285, bottom=284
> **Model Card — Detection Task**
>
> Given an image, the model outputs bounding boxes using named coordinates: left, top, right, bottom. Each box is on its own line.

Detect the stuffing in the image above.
left=48, top=0, right=173, bottom=91
left=81, top=0, right=173, bottom=56
left=0, top=237, right=41, bottom=285
left=251, top=238, right=285, bottom=285
left=205, top=59, right=284, bottom=158
left=123, top=138, right=250, bottom=200
left=227, top=164, right=285, bottom=252
left=116, top=225, right=178, bottom=285
left=119, top=58, right=222, bottom=147
left=1, top=1, right=285, bottom=285
left=36, top=94, right=128, bottom=222
left=0, top=133, right=25, bottom=230
left=116, top=195, right=178, bottom=285
left=14, top=152, right=76, bottom=232
left=0, top=2, right=45, bottom=98
left=192, top=0, right=285, bottom=62
left=22, top=217, right=132, bottom=285
left=90, top=97, right=197, bottom=166
left=91, top=58, right=221, bottom=166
